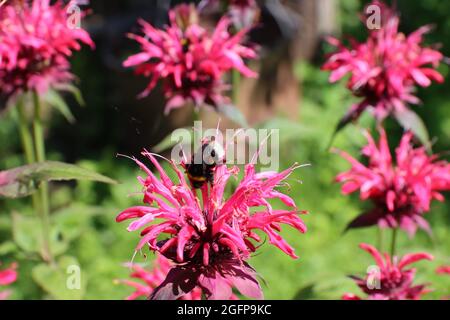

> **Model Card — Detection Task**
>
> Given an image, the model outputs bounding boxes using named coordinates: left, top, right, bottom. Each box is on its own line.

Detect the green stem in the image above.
left=33, top=91, right=46, bottom=163
left=390, top=227, right=398, bottom=258
left=17, top=97, right=42, bottom=227
left=377, top=227, right=384, bottom=252
left=193, top=109, right=200, bottom=122
left=232, top=69, right=241, bottom=105
left=32, top=91, right=52, bottom=263
left=17, top=98, right=35, bottom=164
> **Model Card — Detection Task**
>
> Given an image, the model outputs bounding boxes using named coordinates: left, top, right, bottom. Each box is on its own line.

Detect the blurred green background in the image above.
left=0, top=0, right=449, bottom=299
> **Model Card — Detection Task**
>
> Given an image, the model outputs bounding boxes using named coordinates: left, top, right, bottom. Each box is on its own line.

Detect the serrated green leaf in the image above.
left=32, top=255, right=86, bottom=299
left=42, top=89, right=75, bottom=123
left=394, top=108, right=431, bottom=149
left=0, top=161, right=117, bottom=199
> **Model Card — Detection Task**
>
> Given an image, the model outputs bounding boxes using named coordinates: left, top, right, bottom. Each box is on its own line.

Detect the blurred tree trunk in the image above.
left=295, top=0, right=339, bottom=59
left=203, top=0, right=339, bottom=129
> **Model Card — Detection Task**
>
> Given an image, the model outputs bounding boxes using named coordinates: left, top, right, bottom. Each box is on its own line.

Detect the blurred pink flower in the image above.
left=117, top=151, right=307, bottom=299
left=335, top=128, right=450, bottom=237
left=117, top=254, right=202, bottom=300
left=322, top=1, right=443, bottom=122
left=343, top=243, right=433, bottom=300
left=436, top=265, right=450, bottom=299
left=0, top=0, right=94, bottom=99
left=436, top=266, right=450, bottom=275
left=123, top=4, right=257, bottom=115
left=0, top=262, right=17, bottom=300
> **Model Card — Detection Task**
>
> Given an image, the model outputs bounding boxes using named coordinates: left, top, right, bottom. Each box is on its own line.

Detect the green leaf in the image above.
left=292, top=284, right=316, bottom=300
left=394, top=108, right=431, bottom=149
left=216, top=104, right=249, bottom=128
left=0, top=241, right=17, bottom=255
left=12, top=213, right=68, bottom=256
left=53, top=205, right=104, bottom=242
left=12, top=213, right=40, bottom=253
left=57, top=84, right=85, bottom=106
left=258, top=118, right=311, bottom=143
left=32, top=255, right=86, bottom=299
left=42, top=89, right=75, bottom=123
left=326, top=104, right=365, bottom=150
left=153, top=127, right=190, bottom=153
left=0, top=161, right=117, bottom=199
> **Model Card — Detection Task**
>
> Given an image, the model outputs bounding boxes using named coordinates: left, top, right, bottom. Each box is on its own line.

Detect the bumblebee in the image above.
left=185, top=140, right=225, bottom=189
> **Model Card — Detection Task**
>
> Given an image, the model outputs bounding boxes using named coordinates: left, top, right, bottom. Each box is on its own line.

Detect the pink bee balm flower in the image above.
left=343, top=243, right=433, bottom=300
left=436, top=266, right=450, bottom=275
left=335, top=128, right=450, bottom=237
left=322, top=1, right=444, bottom=123
left=117, top=254, right=203, bottom=300
left=0, top=0, right=94, bottom=100
left=117, top=151, right=307, bottom=300
left=123, top=4, right=257, bottom=115
left=0, top=262, right=17, bottom=300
